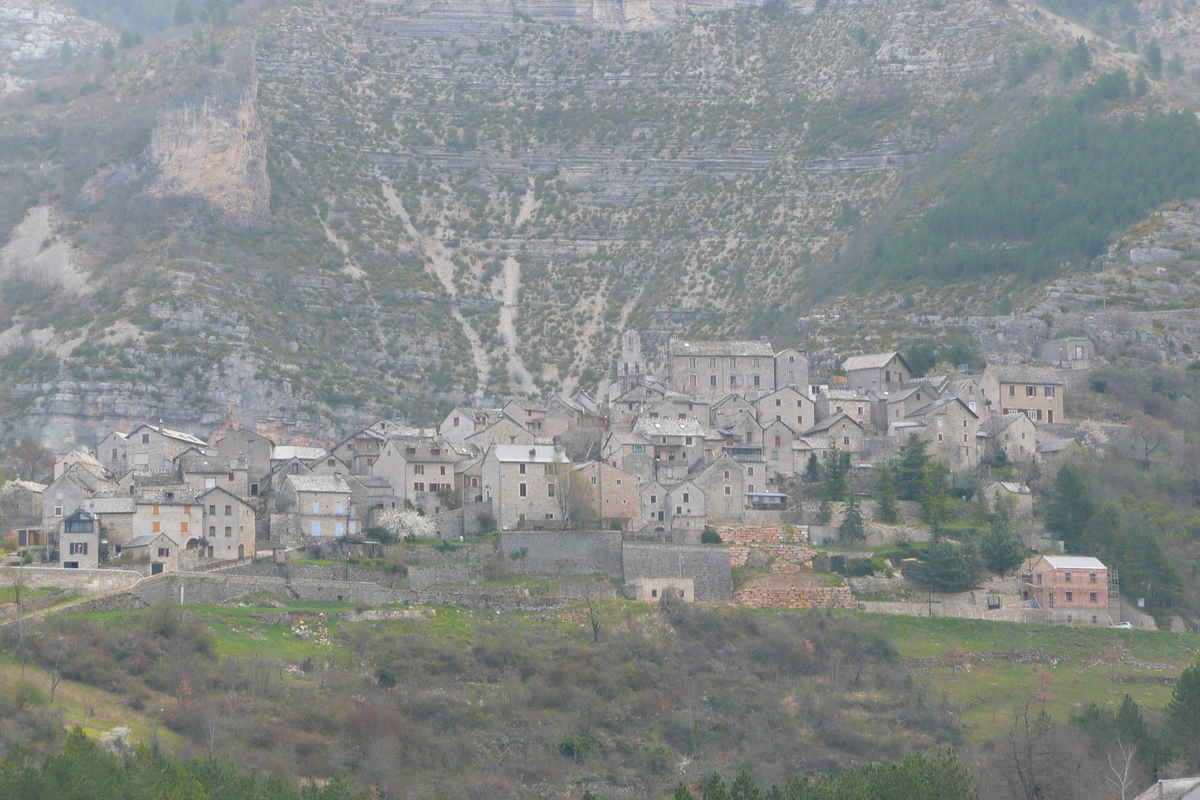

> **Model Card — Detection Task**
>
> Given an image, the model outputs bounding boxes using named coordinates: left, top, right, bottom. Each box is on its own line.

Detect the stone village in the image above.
left=0, top=335, right=1143, bottom=627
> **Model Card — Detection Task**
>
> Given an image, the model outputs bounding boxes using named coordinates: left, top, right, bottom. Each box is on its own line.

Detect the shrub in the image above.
left=701, top=528, right=722, bottom=544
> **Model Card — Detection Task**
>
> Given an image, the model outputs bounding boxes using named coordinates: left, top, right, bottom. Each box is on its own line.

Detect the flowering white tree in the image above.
left=376, top=508, right=436, bottom=541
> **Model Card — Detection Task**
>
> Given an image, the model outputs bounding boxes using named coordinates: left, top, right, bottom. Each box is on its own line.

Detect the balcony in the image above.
left=724, top=446, right=765, bottom=463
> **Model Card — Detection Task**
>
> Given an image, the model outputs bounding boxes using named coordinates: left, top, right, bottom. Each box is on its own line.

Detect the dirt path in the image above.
left=380, top=178, right=490, bottom=394
left=498, top=256, right=537, bottom=393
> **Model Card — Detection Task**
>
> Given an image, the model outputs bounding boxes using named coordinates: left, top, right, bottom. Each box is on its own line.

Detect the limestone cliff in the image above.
left=147, top=44, right=269, bottom=230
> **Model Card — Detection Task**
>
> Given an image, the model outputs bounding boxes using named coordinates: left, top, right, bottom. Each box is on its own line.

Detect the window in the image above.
left=937, top=418, right=944, bottom=428
left=518, top=464, right=526, bottom=474
left=730, top=358, right=737, bottom=368
left=591, top=476, right=598, bottom=486
left=69, top=542, right=88, bottom=555
left=153, top=505, right=160, bottom=515
left=843, top=435, right=850, bottom=446
left=158, top=547, right=170, bottom=557
left=682, top=493, right=690, bottom=503
left=725, top=486, right=731, bottom=495
left=440, top=466, right=447, bottom=476
left=334, top=503, right=343, bottom=515
left=616, top=479, right=623, bottom=486
left=710, top=375, right=718, bottom=387
left=772, top=450, right=779, bottom=460
left=633, top=445, right=644, bottom=453
left=753, top=375, right=760, bottom=387
left=709, top=358, right=717, bottom=368
left=774, top=436, right=781, bottom=446
left=690, top=375, right=697, bottom=387
left=937, top=434, right=943, bottom=442
left=1044, top=386, right=1055, bottom=397
left=225, top=505, right=232, bottom=516
left=247, top=441, right=255, bottom=452
left=453, top=416, right=460, bottom=427
left=747, top=467, right=754, bottom=476
left=545, top=513, right=554, bottom=520
left=798, top=416, right=804, bottom=425
left=650, top=494, right=657, bottom=504
left=152, top=521, right=161, bottom=533
left=312, top=501, right=320, bottom=514
left=752, top=358, right=760, bottom=368
left=413, top=482, right=424, bottom=492
left=1089, top=592, right=1098, bottom=603
left=210, top=526, right=216, bottom=536
left=1065, top=572, right=1072, bottom=582
left=724, top=470, right=730, bottom=479
left=228, top=472, right=235, bottom=481
left=676, top=507, right=683, bottom=514
left=225, top=526, right=232, bottom=537
left=1036, top=409, right=1043, bottom=421
left=209, top=504, right=216, bottom=515
left=685, top=437, right=693, bottom=445
left=1026, top=385, right=1036, bottom=397
left=205, top=477, right=216, bottom=489
left=547, top=483, right=555, bottom=498
left=414, top=464, right=424, bottom=475
left=1009, top=385, right=1016, bottom=397
left=1036, top=573, right=1042, bottom=584
left=519, top=483, right=527, bottom=497
left=54, top=506, right=62, bottom=517
left=142, top=433, right=150, bottom=443
left=1089, top=572, right=1097, bottom=583
left=327, top=459, right=335, bottom=466
left=776, top=399, right=782, bottom=407
left=1065, top=591, right=1074, bottom=602
left=180, top=522, right=189, bottom=533
left=689, top=357, right=696, bottom=367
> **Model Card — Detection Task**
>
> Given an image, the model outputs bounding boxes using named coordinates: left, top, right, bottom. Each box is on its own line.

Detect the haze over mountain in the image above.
left=1, top=0, right=1196, bottom=447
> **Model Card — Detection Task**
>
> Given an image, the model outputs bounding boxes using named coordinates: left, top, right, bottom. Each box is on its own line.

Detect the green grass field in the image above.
left=866, top=614, right=1200, bottom=739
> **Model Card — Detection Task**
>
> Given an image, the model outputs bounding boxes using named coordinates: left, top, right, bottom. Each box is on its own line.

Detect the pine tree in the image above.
left=840, top=495, right=866, bottom=542
left=1145, top=39, right=1163, bottom=77
left=875, top=464, right=900, bottom=524
left=824, top=448, right=849, bottom=502
left=1167, top=662, right=1200, bottom=770
left=981, top=516, right=1026, bottom=576
left=1044, top=464, right=1094, bottom=548
left=897, top=435, right=930, bottom=500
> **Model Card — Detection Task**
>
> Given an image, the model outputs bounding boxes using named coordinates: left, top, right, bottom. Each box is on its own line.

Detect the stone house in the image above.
left=123, top=532, right=183, bottom=574
left=981, top=481, right=1033, bottom=518
left=464, top=416, right=539, bottom=450
left=717, top=411, right=766, bottom=469
left=667, top=339, right=777, bottom=400
left=709, top=393, right=757, bottom=431
left=503, top=400, right=549, bottom=434
left=609, top=382, right=668, bottom=428
left=980, top=364, right=1065, bottom=424
left=275, top=474, right=353, bottom=539
left=1024, top=555, right=1112, bottom=626
left=571, top=461, right=642, bottom=531
left=373, top=437, right=465, bottom=514
left=459, top=457, right=484, bottom=505
left=53, top=449, right=108, bottom=481
left=804, top=413, right=865, bottom=461
left=177, top=449, right=249, bottom=498
left=480, top=445, right=570, bottom=530
left=59, top=510, right=99, bottom=570
left=976, top=413, right=1039, bottom=466
left=80, top=497, right=136, bottom=549
left=1039, top=337, right=1095, bottom=368
left=816, top=388, right=872, bottom=428
left=634, top=417, right=706, bottom=483
left=941, top=378, right=984, bottom=416
left=892, top=396, right=980, bottom=473
left=693, top=454, right=747, bottom=523
left=121, top=470, right=189, bottom=503
left=761, top=418, right=798, bottom=482
left=1, top=480, right=43, bottom=525
left=640, top=480, right=668, bottom=530
left=545, top=393, right=605, bottom=439
left=269, top=445, right=333, bottom=475
left=642, top=395, right=710, bottom=423
left=601, top=430, right=655, bottom=484
left=330, top=425, right=389, bottom=476
left=132, top=498, right=204, bottom=552
left=43, top=464, right=115, bottom=542
left=876, top=385, right=937, bottom=431
left=200, top=486, right=256, bottom=560
left=842, top=351, right=912, bottom=394
left=665, top=480, right=705, bottom=531
left=440, top=406, right=506, bottom=444
left=123, top=423, right=210, bottom=473
left=97, top=431, right=130, bottom=477
left=628, top=577, right=695, bottom=602
left=346, top=475, right=395, bottom=531
left=754, top=387, right=816, bottom=433
left=213, top=427, right=275, bottom=498
left=774, top=347, right=808, bottom=394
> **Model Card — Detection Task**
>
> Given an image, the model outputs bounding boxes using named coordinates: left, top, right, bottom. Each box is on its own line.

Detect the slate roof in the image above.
left=842, top=352, right=908, bottom=372
left=489, top=445, right=568, bottom=463
left=671, top=340, right=775, bottom=357
left=634, top=417, right=705, bottom=438
left=177, top=449, right=232, bottom=473
left=984, top=364, right=1064, bottom=384
left=285, top=475, right=351, bottom=493
left=82, top=497, right=136, bottom=514
left=977, top=414, right=1028, bottom=437
left=805, top=412, right=862, bottom=434
left=271, top=446, right=330, bottom=461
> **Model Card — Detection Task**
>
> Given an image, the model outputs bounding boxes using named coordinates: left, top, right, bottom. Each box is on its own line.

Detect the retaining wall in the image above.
left=500, top=531, right=623, bottom=576
left=621, top=542, right=732, bottom=602
left=734, top=585, right=856, bottom=609
left=0, top=566, right=143, bottom=593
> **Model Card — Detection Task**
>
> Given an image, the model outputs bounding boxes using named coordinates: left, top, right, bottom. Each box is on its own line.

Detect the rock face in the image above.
left=148, top=45, right=269, bottom=230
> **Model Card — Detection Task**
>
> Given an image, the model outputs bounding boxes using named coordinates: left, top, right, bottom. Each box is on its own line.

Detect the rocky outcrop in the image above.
left=148, top=43, right=269, bottom=230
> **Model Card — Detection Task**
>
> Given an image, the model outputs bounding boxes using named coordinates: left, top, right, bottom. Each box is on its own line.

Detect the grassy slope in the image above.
left=868, top=614, right=1199, bottom=739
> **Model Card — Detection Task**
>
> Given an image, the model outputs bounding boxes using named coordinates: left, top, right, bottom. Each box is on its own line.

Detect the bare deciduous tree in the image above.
left=1104, top=739, right=1139, bottom=800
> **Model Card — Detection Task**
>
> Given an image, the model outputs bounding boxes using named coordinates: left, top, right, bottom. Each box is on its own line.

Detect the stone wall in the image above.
left=500, top=531, right=623, bottom=576
left=734, top=585, right=856, bottom=609
left=717, top=525, right=818, bottom=569
left=621, top=542, right=732, bottom=602
left=128, top=572, right=574, bottom=611
left=407, top=563, right=482, bottom=589
left=222, top=560, right=407, bottom=587
left=63, top=591, right=149, bottom=614
left=0, top=566, right=143, bottom=593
